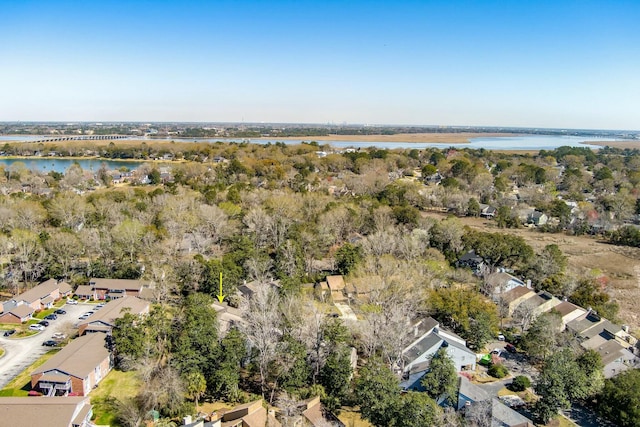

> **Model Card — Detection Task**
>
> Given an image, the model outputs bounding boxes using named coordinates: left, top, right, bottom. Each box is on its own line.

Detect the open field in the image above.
left=583, top=140, right=640, bottom=150
left=423, top=212, right=640, bottom=333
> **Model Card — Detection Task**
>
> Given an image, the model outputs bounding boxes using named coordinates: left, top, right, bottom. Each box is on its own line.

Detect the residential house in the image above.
left=456, top=250, right=485, bottom=273
left=212, top=301, right=247, bottom=334
left=458, top=377, right=534, bottom=426
left=217, top=399, right=279, bottom=427
left=88, top=278, right=148, bottom=300
left=567, top=311, right=635, bottom=344
left=479, top=204, right=497, bottom=219
left=581, top=332, right=640, bottom=378
left=78, top=296, right=150, bottom=335
left=31, top=333, right=111, bottom=396
left=525, top=291, right=561, bottom=316
left=0, top=304, right=35, bottom=324
left=300, top=396, right=345, bottom=427
left=400, top=318, right=476, bottom=391
left=7, top=279, right=72, bottom=312
left=73, top=285, right=96, bottom=301
left=498, top=286, right=537, bottom=317
left=0, top=396, right=93, bottom=427
left=486, top=272, right=527, bottom=297
left=544, top=301, right=586, bottom=330
left=527, top=211, right=548, bottom=226
left=324, top=275, right=347, bottom=303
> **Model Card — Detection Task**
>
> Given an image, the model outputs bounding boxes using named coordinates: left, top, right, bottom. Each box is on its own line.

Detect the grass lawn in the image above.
left=544, top=415, right=577, bottom=427
left=34, top=301, right=65, bottom=319
left=338, top=407, right=374, bottom=427
left=91, top=370, right=141, bottom=426
left=0, top=349, right=60, bottom=396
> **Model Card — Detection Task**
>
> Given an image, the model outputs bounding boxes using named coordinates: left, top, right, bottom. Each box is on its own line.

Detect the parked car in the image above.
left=95, top=304, right=105, bottom=309
left=54, top=309, right=66, bottom=315
left=66, top=299, right=78, bottom=305
left=29, top=324, right=45, bottom=331
left=44, top=314, right=57, bottom=321
left=505, top=343, right=517, bottom=353
left=38, top=320, right=50, bottom=327
left=52, top=332, right=66, bottom=340
left=3, top=329, right=16, bottom=337
left=42, top=340, right=57, bottom=347
left=79, top=314, right=90, bottom=320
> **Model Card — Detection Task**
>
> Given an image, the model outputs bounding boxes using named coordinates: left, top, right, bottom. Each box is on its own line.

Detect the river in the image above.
left=0, top=158, right=144, bottom=173
left=1, top=134, right=635, bottom=150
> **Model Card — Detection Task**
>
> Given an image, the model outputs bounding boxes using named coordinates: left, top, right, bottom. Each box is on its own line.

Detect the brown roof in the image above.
left=89, top=278, right=146, bottom=291
left=551, top=301, right=583, bottom=317
left=78, top=296, right=149, bottom=330
left=13, top=279, right=65, bottom=304
left=8, top=304, right=35, bottom=319
left=302, top=397, right=324, bottom=426
left=41, top=295, right=54, bottom=305
left=74, top=285, right=95, bottom=297
left=326, top=275, right=346, bottom=291
left=58, top=281, right=72, bottom=295
left=501, top=286, right=535, bottom=304
left=33, top=333, right=110, bottom=380
left=0, top=396, right=92, bottom=427
left=221, top=400, right=267, bottom=427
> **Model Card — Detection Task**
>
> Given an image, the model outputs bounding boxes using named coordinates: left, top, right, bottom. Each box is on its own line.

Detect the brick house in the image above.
left=78, top=296, right=149, bottom=335
left=6, top=279, right=72, bottom=312
left=31, top=333, right=112, bottom=396
left=88, top=278, right=147, bottom=300
left=0, top=304, right=35, bottom=324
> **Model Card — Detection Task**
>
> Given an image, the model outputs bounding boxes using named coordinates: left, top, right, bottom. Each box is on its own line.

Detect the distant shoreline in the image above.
left=268, top=132, right=516, bottom=144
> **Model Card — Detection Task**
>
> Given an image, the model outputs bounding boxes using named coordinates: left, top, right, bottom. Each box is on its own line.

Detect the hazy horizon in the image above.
left=2, top=1, right=639, bottom=130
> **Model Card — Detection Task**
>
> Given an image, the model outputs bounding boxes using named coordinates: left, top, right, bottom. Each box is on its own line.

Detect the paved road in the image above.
left=0, top=302, right=91, bottom=389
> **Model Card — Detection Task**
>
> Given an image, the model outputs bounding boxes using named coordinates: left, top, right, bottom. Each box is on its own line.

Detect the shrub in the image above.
left=510, top=375, right=531, bottom=391
left=488, top=363, right=509, bottom=379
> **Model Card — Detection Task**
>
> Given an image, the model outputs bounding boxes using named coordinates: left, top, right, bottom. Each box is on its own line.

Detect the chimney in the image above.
left=526, top=279, right=532, bottom=289
left=183, top=415, right=192, bottom=425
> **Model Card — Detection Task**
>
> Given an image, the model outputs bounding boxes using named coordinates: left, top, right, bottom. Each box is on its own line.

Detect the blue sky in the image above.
left=2, top=0, right=639, bottom=129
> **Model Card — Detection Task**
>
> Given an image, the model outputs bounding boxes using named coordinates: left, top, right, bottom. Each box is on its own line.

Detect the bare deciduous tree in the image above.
left=242, top=284, right=282, bottom=398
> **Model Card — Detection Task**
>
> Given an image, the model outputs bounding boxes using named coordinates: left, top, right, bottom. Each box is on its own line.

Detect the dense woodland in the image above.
left=1, top=141, right=640, bottom=426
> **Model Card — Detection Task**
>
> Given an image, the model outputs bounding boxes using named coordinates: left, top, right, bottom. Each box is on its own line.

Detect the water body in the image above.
left=0, top=158, right=144, bottom=173
left=150, top=134, right=634, bottom=150
left=1, top=134, right=635, bottom=150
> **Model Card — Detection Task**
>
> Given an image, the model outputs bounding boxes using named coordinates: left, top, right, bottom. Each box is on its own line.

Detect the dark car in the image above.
left=3, top=329, right=16, bottom=337
left=38, top=320, right=50, bottom=327
left=54, top=309, right=66, bottom=315
left=42, top=340, right=57, bottom=347
left=44, top=314, right=57, bottom=321
left=505, top=343, right=517, bottom=353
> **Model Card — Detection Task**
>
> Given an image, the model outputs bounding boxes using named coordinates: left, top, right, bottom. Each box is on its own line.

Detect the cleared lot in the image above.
left=0, top=301, right=92, bottom=389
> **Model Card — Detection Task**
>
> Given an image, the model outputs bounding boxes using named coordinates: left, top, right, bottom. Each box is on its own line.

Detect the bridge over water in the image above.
left=28, top=135, right=129, bottom=143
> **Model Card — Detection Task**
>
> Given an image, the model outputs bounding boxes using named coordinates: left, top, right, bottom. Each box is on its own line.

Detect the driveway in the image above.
left=0, top=301, right=91, bottom=389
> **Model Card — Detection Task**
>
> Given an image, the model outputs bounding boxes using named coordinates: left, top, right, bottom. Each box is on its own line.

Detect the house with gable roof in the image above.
left=0, top=396, right=93, bottom=427
left=77, top=296, right=149, bottom=335
left=4, top=278, right=72, bottom=313
left=31, top=333, right=111, bottom=396
left=400, top=317, right=476, bottom=391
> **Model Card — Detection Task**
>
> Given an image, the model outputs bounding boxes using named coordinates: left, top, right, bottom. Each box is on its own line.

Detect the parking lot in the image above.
left=0, top=301, right=94, bottom=389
